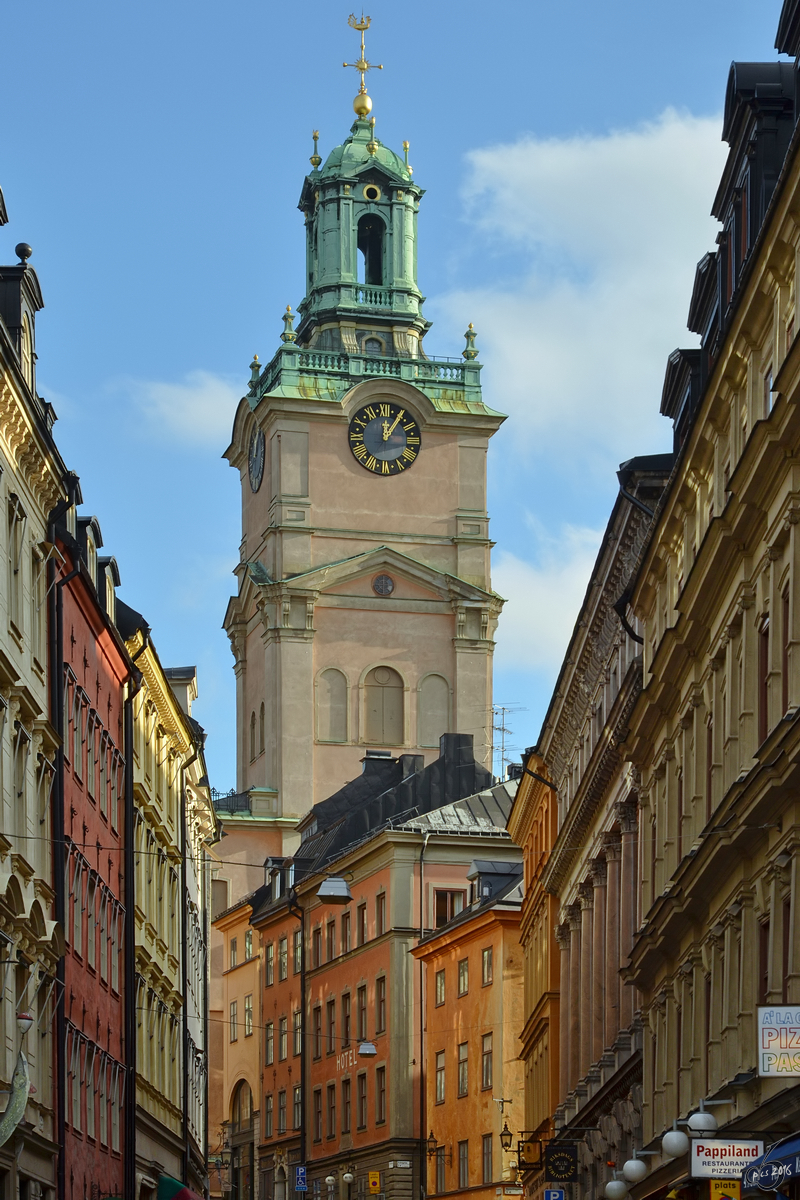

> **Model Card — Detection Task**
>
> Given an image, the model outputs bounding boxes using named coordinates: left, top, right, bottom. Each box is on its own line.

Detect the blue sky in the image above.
left=0, top=0, right=784, bottom=786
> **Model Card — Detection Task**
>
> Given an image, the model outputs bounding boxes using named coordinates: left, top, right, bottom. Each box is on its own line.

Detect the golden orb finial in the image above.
left=353, top=91, right=372, bottom=118
left=310, top=129, right=322, bottom=169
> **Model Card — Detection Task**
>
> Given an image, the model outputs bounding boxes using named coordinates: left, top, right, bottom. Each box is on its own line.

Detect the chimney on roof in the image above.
left=164, top=666, right=198, bottom=716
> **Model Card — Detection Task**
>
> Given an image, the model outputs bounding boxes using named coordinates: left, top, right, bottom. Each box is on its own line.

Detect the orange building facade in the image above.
left=213, top=736, right=520, bottom=1200
left=212, top=894, right=264, bottom=1199
left=505, top=754, right=561, bottom=1193
left=412, top=860, right=524, bottom=1200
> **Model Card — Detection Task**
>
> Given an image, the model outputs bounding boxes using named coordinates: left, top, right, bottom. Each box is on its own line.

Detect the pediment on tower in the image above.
left=246, top=545, right=501, bottom=609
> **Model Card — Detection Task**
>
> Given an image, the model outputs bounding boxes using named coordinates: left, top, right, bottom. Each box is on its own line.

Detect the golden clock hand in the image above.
left=384, top=409, right=405, bottom=441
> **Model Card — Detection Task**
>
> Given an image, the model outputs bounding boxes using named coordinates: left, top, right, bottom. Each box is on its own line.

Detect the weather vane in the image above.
left=343, top=13, right=382, bottom=118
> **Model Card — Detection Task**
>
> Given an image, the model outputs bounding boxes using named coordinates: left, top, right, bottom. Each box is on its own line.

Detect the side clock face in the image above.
left=248, top=428, right=265, bottom=492
left=348, top=403, right=421, bottom=475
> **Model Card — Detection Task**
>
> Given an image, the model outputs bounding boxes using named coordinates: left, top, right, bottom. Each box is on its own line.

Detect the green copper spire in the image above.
left=244, top=16, right=500, bottom=423
left=294, top=15, right=427, bottom=358
left=295, top=113, right=427, bottom=357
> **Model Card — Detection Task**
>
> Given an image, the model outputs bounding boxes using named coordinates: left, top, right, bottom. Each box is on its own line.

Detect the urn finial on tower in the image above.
left=463, top=323, right=479, bottom=361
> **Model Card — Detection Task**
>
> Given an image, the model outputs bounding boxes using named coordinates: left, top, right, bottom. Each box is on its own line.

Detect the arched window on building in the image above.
left=418, top=674, right=450, bottom=748
left=357, top=214, right=384, bottom=285
left=259, top=703, right=265, bottom=755
left=249, top=711, right=256, bottom=761
left=364, top=666, right=404, bottom=746
left=231, top=1080, right=253, bottom=1132
left=317, top=669, right=348, bottom=743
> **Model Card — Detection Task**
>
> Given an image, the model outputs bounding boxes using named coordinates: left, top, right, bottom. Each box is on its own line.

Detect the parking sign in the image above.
left=296, top=1166, right=308, bottom=1192
left=545, top=1190, right=565, bottom=1200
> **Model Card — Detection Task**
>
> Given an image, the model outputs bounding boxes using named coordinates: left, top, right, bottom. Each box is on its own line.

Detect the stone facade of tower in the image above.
left=223, top=112, right=505, bottom=830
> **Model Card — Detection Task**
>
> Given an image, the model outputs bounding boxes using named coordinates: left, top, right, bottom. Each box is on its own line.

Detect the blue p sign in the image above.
left=545, top=1190, right=565, bottom=1200
left=296, top=1167, right=308, bottom=1192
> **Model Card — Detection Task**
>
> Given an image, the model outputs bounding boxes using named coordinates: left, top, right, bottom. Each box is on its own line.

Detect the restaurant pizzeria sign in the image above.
left=758, top=1007, right=800, bottom=1076
left=690, top=1141, right=764, bottom=1179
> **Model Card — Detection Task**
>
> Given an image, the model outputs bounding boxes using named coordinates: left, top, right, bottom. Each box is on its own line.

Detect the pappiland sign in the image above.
left=757, top=1007, right=800, bottom=1075
left=690, top=1140, right=764, bottom=1179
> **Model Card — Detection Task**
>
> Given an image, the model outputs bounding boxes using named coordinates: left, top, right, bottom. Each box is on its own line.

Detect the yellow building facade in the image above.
left=120, top=611, right=217, bottom=1199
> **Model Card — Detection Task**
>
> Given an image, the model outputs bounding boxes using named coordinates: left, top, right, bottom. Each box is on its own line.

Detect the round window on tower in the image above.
left=372, top=574, right=395, bottom=597
left=363, top=184, right=381, bottom=202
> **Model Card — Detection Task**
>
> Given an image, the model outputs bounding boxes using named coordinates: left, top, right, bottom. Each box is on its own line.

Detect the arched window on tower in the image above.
left=317, top=669, right=348, bottom=743
left=418, top=674, right=450, bottom=748
left=364, top=666, right=404, bottom=746
left=259, top=703, right=265, bottom=755
left=249, top=711, right=256, bottom=761
left=357, top=214, right=384, bottom=286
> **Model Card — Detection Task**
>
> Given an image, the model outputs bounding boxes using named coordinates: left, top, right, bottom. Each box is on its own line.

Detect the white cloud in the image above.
left=116, top=369, right=241, bottom=447
left=432, top=109, right=727, bottom=469
left=493, top=523, right=604, bottom=673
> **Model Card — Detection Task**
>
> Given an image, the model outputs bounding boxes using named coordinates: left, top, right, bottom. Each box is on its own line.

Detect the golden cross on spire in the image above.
left=343, top=13, right=382, bottom=118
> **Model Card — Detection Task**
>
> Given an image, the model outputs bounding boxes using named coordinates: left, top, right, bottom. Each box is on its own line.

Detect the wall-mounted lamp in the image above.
left=500, top=1122, right=514, bottom=1151
left=604, top=1178, right=629, bottom=1200
left=427, top=1131, right=452, bottom=1164
left=622, top=1149, right=658, bottom=1183
left=316, top=877, right=353, bottom=904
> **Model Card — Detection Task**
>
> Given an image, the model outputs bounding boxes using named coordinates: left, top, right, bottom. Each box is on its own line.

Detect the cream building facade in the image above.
left=223, top=81, right=505, bottom=837
left=622, top=10, right=800, bottom=1196
left=0, top=223, right=67, bottom=1199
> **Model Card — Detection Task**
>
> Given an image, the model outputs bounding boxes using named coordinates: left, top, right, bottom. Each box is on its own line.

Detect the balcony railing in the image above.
left=211, top=788, right=251, bottom=814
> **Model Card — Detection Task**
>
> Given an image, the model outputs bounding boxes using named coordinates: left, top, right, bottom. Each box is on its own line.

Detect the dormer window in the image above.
left=66, top=504, right=77, bottom=538
left=364, top=337, right=382, bottom=355
left=86, top=529, right=97, bottom=587
left=105, top=568, right=116, bottom=623
left=21, top=315, right=33, bottom=389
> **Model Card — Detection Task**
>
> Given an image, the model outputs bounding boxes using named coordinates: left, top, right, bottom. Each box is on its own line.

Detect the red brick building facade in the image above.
left=56, top=515, right=132, bottom=1200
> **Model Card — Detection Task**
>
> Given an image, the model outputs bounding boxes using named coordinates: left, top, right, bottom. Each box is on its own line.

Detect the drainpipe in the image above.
left=47, top=479, right=79, bottom=1200
left=418, top=833, right=431, bottom=1200
left=181, top=741, right=201, bottom=1190
left=123, top=671, right=142, bottom=1200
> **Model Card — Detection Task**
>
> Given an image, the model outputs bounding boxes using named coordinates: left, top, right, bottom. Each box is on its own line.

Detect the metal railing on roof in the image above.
left=211, top=788, right=251, bottom=815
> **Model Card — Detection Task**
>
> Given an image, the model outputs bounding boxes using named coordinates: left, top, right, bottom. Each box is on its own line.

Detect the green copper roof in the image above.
left=317, top=118, right=410, bottom=184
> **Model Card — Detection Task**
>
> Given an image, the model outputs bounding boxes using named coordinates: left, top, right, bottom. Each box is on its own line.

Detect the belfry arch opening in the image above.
left=357, top=213, right=385, bottom=285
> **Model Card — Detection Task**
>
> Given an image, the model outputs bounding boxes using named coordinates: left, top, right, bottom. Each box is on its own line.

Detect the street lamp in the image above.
left=358, top=1041, right=377, bottom=1057
left=16, top=1012, right=33, bottom=1036
left=426, top=1132, right=452, bottom=1164
left=605, top=1180, right=629, bottom=1200
left=500, top=1122, right=513, bottom=1152
left=661, top=1123, right=690, bottom=1159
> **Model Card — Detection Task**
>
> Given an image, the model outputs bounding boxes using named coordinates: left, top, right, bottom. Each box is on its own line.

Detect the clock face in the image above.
left=348, top=403, right=421, bottom=475
left=248, top=428, right=265, bottom=492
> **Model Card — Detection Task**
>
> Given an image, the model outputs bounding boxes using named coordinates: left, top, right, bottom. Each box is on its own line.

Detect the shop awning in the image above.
left=157, top=1176, right=203, bottom=1200
left=742, top=1136, right=800, bottom=1191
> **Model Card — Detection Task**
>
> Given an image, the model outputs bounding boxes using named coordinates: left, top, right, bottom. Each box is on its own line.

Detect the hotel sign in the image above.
left=690, top=1141, right=764, bottom=1179
left=758, top=1007, right=800, bottom=1075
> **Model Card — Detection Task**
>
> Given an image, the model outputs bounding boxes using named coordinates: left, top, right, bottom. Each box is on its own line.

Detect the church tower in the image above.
left=224, top=17, right=505, bottom=832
